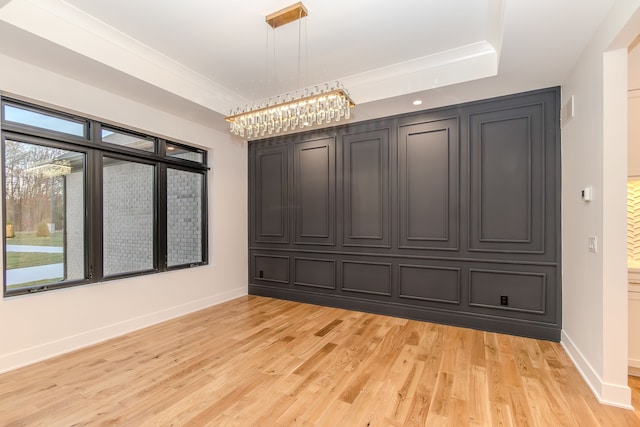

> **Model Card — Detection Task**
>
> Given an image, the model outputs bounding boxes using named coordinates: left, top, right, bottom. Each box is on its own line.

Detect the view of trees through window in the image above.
left=4, top=140, right=85, bottom=291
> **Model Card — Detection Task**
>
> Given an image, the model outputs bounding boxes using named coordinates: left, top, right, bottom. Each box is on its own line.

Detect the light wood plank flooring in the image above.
left=0, top=296, right=639, bottom=426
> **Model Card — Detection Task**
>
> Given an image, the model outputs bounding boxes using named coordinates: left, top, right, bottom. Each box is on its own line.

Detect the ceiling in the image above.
left=0, top=0, right=617, bottom=133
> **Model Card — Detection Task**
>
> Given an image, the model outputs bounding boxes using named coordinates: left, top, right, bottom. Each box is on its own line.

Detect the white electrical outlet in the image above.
left=588, top=236, right=597, bottom=253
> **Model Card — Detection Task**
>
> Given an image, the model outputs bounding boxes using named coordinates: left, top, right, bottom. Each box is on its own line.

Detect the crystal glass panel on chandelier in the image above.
left=226, top=82, right=355, bottom=139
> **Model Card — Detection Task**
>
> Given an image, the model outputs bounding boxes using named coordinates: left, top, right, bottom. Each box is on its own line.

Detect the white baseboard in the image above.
left=561, top=330, right=633, bottom=410
left=0, top=287, right=247, bottom=374
left=630, top=358, right=640, bottom=377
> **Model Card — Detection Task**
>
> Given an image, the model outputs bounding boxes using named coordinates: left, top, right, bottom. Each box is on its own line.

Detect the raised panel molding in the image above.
left=469, top=103, right=545, bottom=253
left=398, top=264, right=460, bottom=304
left=253, top=254, right=290, bottom=284
left=469, top=268, right=546, bottom=314
left=342, top=260, right=392, bottom=296
left=398, top=117, right=459, bottom=250
left=342, top=129, right=390, bottom=248
left=293, top=137, right=336, bottom=245
left=254, top=145, right=288, bottom=244
left=294, top=257, right=336, bottom=289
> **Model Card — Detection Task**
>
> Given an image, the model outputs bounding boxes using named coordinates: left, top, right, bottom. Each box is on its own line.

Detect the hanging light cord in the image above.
left=305, top=15, right=309, bottom=89
left=273, top=27, right=277, bottom=96
left=297, top=8, right=302, bottom=90
left=265, top=25, right=269, bottom=100
left=264, top=26, right=278, bottom=104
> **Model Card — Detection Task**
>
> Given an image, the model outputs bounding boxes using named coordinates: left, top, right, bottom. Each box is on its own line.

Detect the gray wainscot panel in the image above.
left=294, top=257, right=336, bottom=289
left=254, top=254, right=290, bottom=284
left=399, top=264, right=460, bottom=304
left=469, top=268, right=546, bottom=314
left=342, top=260, right=392, bottom=296
left=469, top=103, right=545, bottom=253
left=398, top=117, right=459, bottom=250
left=342, top=128, right=390, bottom=248
left=254, top=144, right=289, bottom=244
left=293, top=137, right=336, bottom=245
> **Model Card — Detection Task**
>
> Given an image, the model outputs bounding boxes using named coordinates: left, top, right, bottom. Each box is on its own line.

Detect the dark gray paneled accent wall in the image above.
left=248, top=87, right=561, bottom=341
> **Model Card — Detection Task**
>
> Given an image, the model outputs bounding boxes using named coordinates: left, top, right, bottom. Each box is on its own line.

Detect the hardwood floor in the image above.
left=1, top=295, right=639, bottom=426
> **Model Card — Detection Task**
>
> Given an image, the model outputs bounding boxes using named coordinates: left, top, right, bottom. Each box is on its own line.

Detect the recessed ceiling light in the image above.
left=412, top=100, right=422, bottom=106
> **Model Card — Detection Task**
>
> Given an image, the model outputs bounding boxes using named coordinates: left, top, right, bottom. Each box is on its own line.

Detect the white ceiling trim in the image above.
left=0, top=0, right=249, bottom=114
left=342, top=41, right=498, bottom=104
left=487, top=0, right=506, bottom=62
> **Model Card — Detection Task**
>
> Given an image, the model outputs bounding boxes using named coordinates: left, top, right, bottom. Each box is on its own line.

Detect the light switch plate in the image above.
left=588, top=236, right=597, bottom=253
left=561, top=95, right=575, bottom=127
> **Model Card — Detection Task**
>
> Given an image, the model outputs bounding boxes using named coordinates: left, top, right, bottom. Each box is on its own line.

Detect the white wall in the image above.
left=631, top=95, right=640, bottom=175
left=630, top=41, right=640, bottom=175
left=631, top=38, right=640, bottom=378
left=631, top=285, right=640, bottom=375
left=561, top=0, right=640, bottom=409
left=0, top=53, right=248, bottom=373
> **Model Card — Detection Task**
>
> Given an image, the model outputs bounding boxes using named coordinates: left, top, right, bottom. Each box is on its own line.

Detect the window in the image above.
left=103, top=158, right=155, bottom=276
left=3, top=103, right=87, bottom=137
left=166, top=142, right=204, bottom=163
left=4, top=139, right=86, bottom=292
left=1, top=98, right=208, bottom=296
left=101, top=127, right=155, bottom=153
left=167, top=168, right=204, bottom=267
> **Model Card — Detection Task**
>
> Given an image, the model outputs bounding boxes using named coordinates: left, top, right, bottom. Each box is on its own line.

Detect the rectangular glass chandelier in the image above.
left=225, top=81, right=355, bottom=139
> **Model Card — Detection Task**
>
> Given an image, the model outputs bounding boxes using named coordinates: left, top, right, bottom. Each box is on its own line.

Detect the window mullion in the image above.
left=87, top=150, right=104, bottom=282
left=157, top=163, right=167, bottom=272
left=201, top=171, right=208, bottom=265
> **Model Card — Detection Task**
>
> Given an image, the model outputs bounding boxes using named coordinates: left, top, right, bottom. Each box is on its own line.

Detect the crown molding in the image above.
left=342, top=41, right=498, bottom=104
left=0, top=0, right=248, bottom=114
